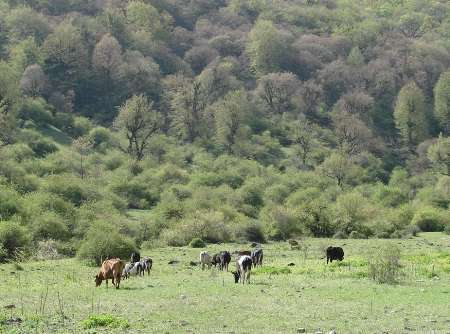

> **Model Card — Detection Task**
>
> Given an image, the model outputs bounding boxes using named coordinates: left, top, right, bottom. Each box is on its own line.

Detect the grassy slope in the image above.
left=1, top=233, right=450, bottom=333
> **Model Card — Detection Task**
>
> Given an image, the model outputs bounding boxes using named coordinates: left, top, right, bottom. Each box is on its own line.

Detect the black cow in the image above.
left=219, top=251, right=231, bottom=271
left=131, top=251, right=140, bottom=264
left=211, top=253, right=221, bottom=268
left=326, top=246, right=344, bottom=264
left=251, top=248, right=263, bottom=268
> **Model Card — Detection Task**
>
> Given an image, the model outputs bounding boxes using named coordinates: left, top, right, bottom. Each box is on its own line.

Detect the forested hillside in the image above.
left=0, top=0, right=449, bottom=262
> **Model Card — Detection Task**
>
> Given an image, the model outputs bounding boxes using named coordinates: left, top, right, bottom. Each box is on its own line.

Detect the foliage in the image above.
left=189, top=237, right=206, bottom=248
left=0, top=221, right=30, bottom=261
left=77, top=222, right=138, bottom=265
left=81, top=314, right=129, bottom=329
left=368, top=244, right=401, bottom=284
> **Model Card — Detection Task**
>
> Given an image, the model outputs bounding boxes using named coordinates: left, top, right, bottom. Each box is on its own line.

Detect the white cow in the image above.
left=199, top=251, right=212, bottom=270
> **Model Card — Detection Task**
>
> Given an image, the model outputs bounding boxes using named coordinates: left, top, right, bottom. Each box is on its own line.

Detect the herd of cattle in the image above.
left=94, top=246, right=344, bottom=289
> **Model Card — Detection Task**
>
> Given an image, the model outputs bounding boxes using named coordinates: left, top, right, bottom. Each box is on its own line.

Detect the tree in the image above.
left=165, top=75, right=207, bottom=142
left=427, top=135, right=450, bottom=176
left=332, top=111, right=374, bottom=156
left=256, top=72, right=299, bottom=115
left=43, top=22, right=88, bottom=91
left=115, top=94, right=163, bottom=160
left=72, top=136, right=93, bottom=179
left=320, top=153, right=357, bottom=189
left=289, top=118, right=315, bottom=166
left=5, top=6, right=50, bottom=43
left=434, top=70, right=450, bottom=135
left=246, top=19, right=287, bottom=76
left=394, top=82, right=428, bottom=148
left=334, top=91, right=374, bottom=124
left=214, top=90, right=250, bottom=152
left=19, top=64, right=48, bottom=97
left=92, top=34, right=124, bottom=113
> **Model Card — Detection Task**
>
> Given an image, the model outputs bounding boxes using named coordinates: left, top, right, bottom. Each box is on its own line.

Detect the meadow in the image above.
left=1, top=233, right=450, bottom=334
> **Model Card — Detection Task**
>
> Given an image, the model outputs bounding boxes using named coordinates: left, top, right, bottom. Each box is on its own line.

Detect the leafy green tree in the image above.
left=214, top=90, right=250, bottom=153
left=92, top=34, right=124, bottom=113
left=320, top=153, right=358, bottom=189
left=165, top=75, right=207, bottom=142
left=115, top=94, right=163, bottom=160
left=246, top=19, right=287, bottom=76
left=394, top=82, right=428, bottom=148
left=289, top=118, right=315, bottom=166
left=427, top=135, right=450, bottom=176
left=5, top=6, right=50, bottom=43
left=43, top=22, right=88, bottom=91
left=434, top=70, right=450, bottom=134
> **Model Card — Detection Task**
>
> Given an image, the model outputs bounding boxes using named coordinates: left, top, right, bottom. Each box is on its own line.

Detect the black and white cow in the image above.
left=130, top=251, right=140, bottom=264
left=232, top=255, right=253, bottom=284
left=251, top=248, right=263, bottom=268
left=219, top=251, right=231, bottom=271
left=140, top=257, right=153, bottom=275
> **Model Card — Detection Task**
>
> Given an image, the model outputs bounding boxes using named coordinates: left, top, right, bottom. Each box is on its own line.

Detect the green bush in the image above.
left=77, top=222, right=138, bottom=265
left=0, top=221, right=31, bottom=261
left=17, top=98, right=53, bottom=126
left=412, top=207, right=447, bottom=232
left=81, top=314, right=129, bottom=329
left=88, top=127, right=116, bottom=150
left=70, top=116, right=92, bottom=138
left=349, top=230, right=366, bottom=239
left=32, top=212, right=70, bottom=241
left=28, top=138, right=58, bottom=157
left=0, top=187, right=22, bottom=220
left=241, top=222, right=266, bottom=243
left=368, top=244, right=401, bottom=284
left=189, top=238, right=206, bottom=248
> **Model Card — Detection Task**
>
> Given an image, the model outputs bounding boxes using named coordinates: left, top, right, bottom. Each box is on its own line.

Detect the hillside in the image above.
left=0, top=0, right=449, bottom=262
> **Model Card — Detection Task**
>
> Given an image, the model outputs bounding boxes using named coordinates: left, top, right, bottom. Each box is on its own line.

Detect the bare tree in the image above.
left=20, top=64, right=48, bottom=97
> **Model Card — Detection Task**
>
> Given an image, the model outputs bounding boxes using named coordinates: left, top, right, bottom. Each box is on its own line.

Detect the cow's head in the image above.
left=231, top=271, right=240, bottom=284
left=94, top=274, right=102, bottom=287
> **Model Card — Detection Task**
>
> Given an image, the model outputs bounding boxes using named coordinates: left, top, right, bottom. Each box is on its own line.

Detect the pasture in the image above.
left=1, top=233, right=450, bottom=333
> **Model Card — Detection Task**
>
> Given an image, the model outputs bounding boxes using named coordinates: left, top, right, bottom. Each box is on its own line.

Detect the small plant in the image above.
left=368, top=244, right=401, bottom=284
left=189, top=238, right=206, bottom=248
left=81, top=314, right=129, bottom=329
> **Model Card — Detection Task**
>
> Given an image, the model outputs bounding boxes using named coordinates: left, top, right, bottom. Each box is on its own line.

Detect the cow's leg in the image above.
left=116, top=275, right=120, bottom=289
left=106, top=279, right=108, bottom=288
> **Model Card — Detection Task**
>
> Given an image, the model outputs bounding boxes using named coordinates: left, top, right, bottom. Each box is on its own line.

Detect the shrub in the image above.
left=28, top=138, right=58, bottom=157
left=189, top=238, right=206, bottom=248
left=88, top=127, right=116, bottom=150
left=333, top=231, right=348, bottom=239
left=17, top=98, right=53, bottom=126
left=0, top=187, right=22, bottom=220
left=412, top=207, right=447, bottom=232
left=32, top=212, right=70, bottom=241
left=70, top=116, right=92, bottom=138
left=241, top=222, right=266, bottom=243
left=349, top=231, right=366, bottom=239
left=0, top=222, right=31, bottom=261
left=368, top=244, right=401, bottom=284
left=77, top=222, right=138, bottom=265
left=81, top=314, right=129, bottom=329
left=262, top=205, right=301, bottom=240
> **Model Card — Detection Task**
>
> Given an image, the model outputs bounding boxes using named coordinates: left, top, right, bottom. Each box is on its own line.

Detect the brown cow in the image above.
left=236, top=250, right=251, bottom=256
left=95, top=258, right=125, bottom=289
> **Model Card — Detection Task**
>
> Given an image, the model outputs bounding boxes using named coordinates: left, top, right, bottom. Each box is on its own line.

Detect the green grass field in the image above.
left=1, top=233, right=450, bottom=333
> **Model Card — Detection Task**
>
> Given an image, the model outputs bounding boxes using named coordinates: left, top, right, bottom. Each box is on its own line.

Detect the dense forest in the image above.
left=0, top=0, right=449, bottom=263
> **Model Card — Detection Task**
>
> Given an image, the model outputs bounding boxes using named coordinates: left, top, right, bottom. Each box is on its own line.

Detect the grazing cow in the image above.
left=130, top=251, right=140, bottom=264
left=200, top=251, right=212, bottom=270
left=211, top=253, right=221, bottom=268
left=326, top=246, right=344, bottom=264
left=140, top=257, right=153, bottom=275
left=219, top=251, right=231, bottom=271
left=251, top=248, right=263, bottom=267
left=122, top=262, right=143, bottom=278
left=95, top=258, right=125, bottom=289
left=122, top=263, right=134, bottom=279
left=231, top=255, right=253, bottom=284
